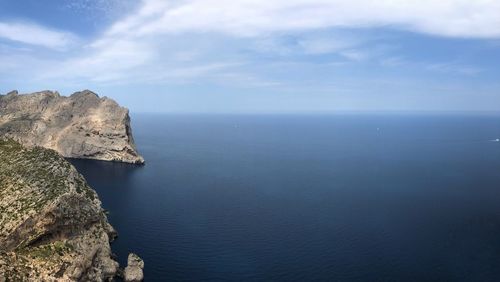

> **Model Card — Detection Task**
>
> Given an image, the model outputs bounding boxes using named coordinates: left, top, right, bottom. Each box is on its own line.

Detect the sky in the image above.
left=0, top=0, right=499, bottom=113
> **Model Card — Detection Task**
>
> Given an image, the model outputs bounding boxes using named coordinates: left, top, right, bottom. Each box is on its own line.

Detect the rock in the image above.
left=124, top=253, right=144, bottom=282
left=0, top=89, right=144, bottom=164
left=0, top=139, right=119, bottom=280
left=5, top=90, right=18, bottom=96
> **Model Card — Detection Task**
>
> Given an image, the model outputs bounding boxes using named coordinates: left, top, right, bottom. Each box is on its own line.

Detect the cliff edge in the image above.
left=0, top=90, right=144, bottom=164
left=0, top=139, right=119, bottom=281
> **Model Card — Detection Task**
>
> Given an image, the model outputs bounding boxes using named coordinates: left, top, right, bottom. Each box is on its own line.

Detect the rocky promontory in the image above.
left=0, top=90, right=144, bottom=164
left=0, top=139, right=119, bottom=280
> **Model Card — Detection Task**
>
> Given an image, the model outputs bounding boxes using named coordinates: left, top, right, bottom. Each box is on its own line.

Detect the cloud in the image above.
left=107, top=0, right=500, bottom=39
left=425, top=63, right=483, bottom=76
left=3, top=0, right=497, bottom=88
left=297, top=35, right=362, bottom=55
left=379, top=56, right=483, bottom=76
left=0, top=22, right=76, bottom=49
left=45, top=39, right=154, bottom=82
left=339, top=50, right=369, bottom=61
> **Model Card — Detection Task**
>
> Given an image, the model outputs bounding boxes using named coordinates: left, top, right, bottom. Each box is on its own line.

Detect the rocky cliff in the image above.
left=0, top=139, right=119, bottom=281
left=0, top=90, right=144, bottom=164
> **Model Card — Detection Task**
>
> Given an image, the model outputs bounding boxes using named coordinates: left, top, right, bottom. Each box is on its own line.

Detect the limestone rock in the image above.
left=0, top=90, right=144, bottom=164
left=0, top=139, right=119, bottom=280
left=124, top=253, right=145, bottom=282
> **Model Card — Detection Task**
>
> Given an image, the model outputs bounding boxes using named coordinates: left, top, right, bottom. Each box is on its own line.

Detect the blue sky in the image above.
left=0, top=0, right=499, bottom=113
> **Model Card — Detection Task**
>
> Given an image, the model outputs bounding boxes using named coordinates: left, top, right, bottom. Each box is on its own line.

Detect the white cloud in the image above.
left=298, top=36, right=361, bottom=55
left=339, top=50, right=369, bottom=61
left=48, top=39, right=154, bottom=81
left=107, top=0, right=500, bottom=39
left=0, top=22, right=76, bottom=49
left=5, top=0, right=498, bottom=87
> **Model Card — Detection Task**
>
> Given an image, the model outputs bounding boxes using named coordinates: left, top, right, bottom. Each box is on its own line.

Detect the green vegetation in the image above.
left=20, top=241, right=74, bottom=259
left=0, top=139, right=96, bottom=242
left=0, top=139, right=113, bottom=280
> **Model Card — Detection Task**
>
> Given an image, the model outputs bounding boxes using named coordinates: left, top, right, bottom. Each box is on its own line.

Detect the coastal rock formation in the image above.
left=124, top=253, right=145, bottom=282
left=0, top=139, right=118, bottom=280
left=0, top=90, right=144, bottom=164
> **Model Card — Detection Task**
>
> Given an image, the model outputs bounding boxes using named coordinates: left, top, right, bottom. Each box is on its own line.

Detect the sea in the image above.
left=70, top=113, right=500, bottom=281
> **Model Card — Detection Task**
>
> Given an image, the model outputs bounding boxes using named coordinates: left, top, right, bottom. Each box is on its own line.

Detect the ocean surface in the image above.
left=70, top=114, right=500, bottom=281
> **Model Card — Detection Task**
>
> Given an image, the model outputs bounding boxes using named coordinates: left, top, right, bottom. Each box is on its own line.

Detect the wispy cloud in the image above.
left=1, top=0, right=498, bottom=93
left=298, top=36, right=362, bottom=55
left=107, top=0, right=500, bottom=39
left=339, top=50, right=370, bottom=61
left=0, top=22, right=77, bottom=49
left=425, top=63, right=483, bottom=76
left=45, top=0, right=496, bottom=84
left=43, top=39, right=154, bottom=82
left=379, top=56, right=483, bottom=76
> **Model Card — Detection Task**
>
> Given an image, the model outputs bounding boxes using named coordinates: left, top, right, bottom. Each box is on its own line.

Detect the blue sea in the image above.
left=70, top=114, right=500, bottom=281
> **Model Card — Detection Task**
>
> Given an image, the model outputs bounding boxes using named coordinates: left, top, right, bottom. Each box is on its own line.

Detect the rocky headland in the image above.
left=0, top=90, right=144, bottom=280
left=0, top=90, right=144, bottom=164
left=0, top=139, right=119, bottom=280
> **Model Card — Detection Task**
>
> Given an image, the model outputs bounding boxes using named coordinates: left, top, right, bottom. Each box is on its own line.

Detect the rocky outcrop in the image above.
left=0, top=90, right=144, bottom=164
left=0, top=139, right=118, bottom=281
left=124, top=253, right=145, bottom=282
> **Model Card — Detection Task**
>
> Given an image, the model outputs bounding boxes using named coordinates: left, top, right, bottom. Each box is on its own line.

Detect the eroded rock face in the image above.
left=124, top=253, right=145, bottom=282
left=0, top=139, right=119, bottom=281
left=0, top=90, right=144, bottom=164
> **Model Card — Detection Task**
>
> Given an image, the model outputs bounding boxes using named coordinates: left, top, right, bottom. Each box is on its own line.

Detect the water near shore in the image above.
left=71, top=114, right=500, bottom=281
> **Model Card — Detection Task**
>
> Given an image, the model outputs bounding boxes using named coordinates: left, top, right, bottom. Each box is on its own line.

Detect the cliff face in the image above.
left=0, top=90, right=144, bottom=164
left=0, top=139, right=118, bottom=281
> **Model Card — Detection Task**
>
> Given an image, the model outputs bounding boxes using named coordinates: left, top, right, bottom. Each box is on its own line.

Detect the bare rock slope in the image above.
left=0, top=139, right=118, bottom=281
left=0, top=90, right=144, bottom=164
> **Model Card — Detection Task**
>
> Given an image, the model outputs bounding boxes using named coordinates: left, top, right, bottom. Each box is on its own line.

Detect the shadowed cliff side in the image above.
left=0, top=90, right=144, bottom=164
